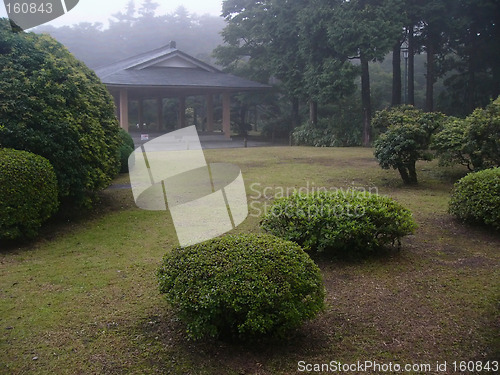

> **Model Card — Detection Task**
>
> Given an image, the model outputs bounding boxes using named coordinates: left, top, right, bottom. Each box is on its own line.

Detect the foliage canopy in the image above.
left=433, top=96, right=500, bottom=171
left=374, top=106, right=445, bottom=184
left=0, top=20, right=121, bottom=206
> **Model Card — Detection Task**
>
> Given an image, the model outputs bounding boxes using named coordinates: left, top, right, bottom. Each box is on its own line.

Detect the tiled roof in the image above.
left=94, top=44, right=271, bottom=91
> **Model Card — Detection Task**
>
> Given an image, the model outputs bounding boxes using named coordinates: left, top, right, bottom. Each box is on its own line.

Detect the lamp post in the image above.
left=402, top=46, right=408, bottom=104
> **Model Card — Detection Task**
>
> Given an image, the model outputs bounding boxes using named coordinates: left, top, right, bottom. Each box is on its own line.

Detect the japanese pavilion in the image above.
left=95, top=41, right=271, bottom=138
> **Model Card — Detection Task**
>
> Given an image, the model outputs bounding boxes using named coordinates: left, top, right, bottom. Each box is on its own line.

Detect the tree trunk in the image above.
left=360, top=54, right=372, bottom=146
left=398, top=163, right=418, bottom=185
left=425, top=41, right=435, bottom=112
left=291, top=97, right=300, bottom=129
left=397, top=166, right=411, bottom=185
left=465, top=24, right=477, bottom=114
left=407, top=161, right=418, bottom=184
left=291, top=98, right=300, bottom=146
left=408, top=26, right=415, bottom=106
left=239, top=105, right=247, bottom=136
left=392, top=42, right=402, bottom=106
left=309, top=100, right=318, bottom=126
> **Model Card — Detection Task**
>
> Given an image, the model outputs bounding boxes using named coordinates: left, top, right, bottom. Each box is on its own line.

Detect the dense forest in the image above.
left=34, top=0, right=500, bottom=145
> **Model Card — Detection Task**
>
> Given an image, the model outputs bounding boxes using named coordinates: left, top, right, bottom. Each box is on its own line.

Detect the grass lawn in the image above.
left=1, top=146, right=499, bottom=374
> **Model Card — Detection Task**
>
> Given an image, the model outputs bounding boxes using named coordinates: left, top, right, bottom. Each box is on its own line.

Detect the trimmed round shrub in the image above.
left=118, top=129, right=134, bottom=173
left=449, top=168, right=500, bottom=230
left=0, top=20, right=120, bottom=206
left=0, top=148, right=59, bottom=240
left=260, top=190, right=417, bottom=256
left=157, top=234, right=325, bottom=340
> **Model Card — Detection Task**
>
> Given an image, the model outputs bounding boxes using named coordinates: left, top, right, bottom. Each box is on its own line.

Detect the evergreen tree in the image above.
left=328, top=0, right=405, bottom=145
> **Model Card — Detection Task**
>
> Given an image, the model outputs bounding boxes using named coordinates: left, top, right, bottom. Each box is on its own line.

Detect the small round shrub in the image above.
left=118, top=129, right=134, bottom=173
left=449, top=168, right=500, bottom=230
left=119, top=128, right=135, bottom=150
left=0, top=148, right=59, bottom=240
left=157, top=234, right=325, bottom=340
left=260, top=190, right=417, bottom=256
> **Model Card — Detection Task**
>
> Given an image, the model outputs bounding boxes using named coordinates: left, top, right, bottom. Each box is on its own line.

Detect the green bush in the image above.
left=260, top=190, right=417, bottom=256
left=449, top=168, right=500, bottom=230
left=157, top=234, right=325, bottom=340
left=374, top=106, right=445, bottom=184
left=463, top=96, right=500, bottom=170
left=432, top=117, right=472, bottom=170
left=260, top=115, right=293, bottom=140
left=118, top=129, right=134, bottom=173
left=293, top=115, right=362, bottom=147
left=433, top=97, right=500, bottom=171
left=0, top=148, right=59, bottom=240
left=293, top=120, right=338, bottom=147
left=0, top=20, right=120, bottom=206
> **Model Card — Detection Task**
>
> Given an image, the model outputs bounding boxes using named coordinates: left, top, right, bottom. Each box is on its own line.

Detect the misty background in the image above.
left=31, top=1, right=226, bottom=68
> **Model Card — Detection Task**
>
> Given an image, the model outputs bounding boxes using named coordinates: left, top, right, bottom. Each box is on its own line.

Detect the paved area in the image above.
left=130, top=131, right=277, bottom=149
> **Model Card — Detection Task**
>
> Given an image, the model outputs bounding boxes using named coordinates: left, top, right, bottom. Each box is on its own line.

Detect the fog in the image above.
left=0, top=0, right=223, bottom=29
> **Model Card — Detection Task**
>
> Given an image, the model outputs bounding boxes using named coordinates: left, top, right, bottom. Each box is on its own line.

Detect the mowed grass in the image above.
left=1, top=146, right=499, bottom=374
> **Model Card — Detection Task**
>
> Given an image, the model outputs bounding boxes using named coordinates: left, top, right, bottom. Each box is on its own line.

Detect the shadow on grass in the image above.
left=135, top=309, right=333, bottom=374
left=0, top=181, right=134, bottom=253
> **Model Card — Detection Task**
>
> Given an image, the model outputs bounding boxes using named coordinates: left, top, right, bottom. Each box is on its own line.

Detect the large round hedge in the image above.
left=0, top=19, right=120, bottom=206
left=0, top=148, right=59, bottom=240
left=449, top=168, right=500, bottom=230
left=157, top=234, right=325, bottom=340
left=260, top=190, right=417, bottom=256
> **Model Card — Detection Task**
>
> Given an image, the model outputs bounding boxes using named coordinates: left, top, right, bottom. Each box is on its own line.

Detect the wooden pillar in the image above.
left=138, top=99, right=144, bottom=129
left=206, top=94, right=214, bottom=132
left=119, top=88, right=129, bottom=131
left=178, top=96, right=186, bottom=128
left=157, top=97, right=163, bottom=130
left=222, top=92, right=231, bottom=138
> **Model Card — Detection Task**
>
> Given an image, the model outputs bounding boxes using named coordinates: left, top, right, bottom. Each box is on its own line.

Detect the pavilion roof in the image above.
left=95, top=43, right=271, bottom=92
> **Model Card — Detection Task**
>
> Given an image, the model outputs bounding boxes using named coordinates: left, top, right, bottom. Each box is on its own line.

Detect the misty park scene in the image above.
left=1, top=1, right=499, bottom=374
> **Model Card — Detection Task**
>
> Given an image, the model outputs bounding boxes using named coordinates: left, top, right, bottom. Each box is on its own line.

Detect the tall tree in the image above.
left=215, top=0, right=273, bottom=81
left=138, top=0, right=159, bottom=18
left=328, top=0, right=405, bottom=146
left=269, top=0, right=310, bottom=127
left=111, top=0, right=137, bottom=24
left=410, top=0, right=453, bottom=112
left=391, top=41, right=402, bottom=106
left=298, top=0, right=358, bottom=124
left=440, top=0, right=500, bottom=115
left=215, top=0, right=306, bottom=126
